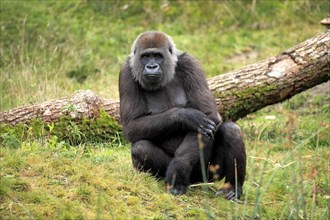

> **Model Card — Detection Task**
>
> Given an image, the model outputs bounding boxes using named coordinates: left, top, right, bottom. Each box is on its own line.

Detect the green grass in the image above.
left=1, top=0, right=329, bottom=219
left=1, top=117, right=329, bottom=219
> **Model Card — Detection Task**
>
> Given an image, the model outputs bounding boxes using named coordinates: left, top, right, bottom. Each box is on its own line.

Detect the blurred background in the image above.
left=1, top=0, right=328, bottom=110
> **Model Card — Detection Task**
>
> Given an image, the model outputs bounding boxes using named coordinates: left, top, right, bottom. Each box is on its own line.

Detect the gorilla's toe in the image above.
left=168, top=185, right=187, bottom=195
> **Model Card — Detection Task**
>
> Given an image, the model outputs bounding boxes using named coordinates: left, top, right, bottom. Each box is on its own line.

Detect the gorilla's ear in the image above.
left=134, top=48, right=136, bottom=55
left=169, top=47, right=173, bottom=54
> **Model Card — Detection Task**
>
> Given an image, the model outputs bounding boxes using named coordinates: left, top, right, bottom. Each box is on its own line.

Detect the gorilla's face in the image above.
left=140, top=50, right=164, bottom=89
left=129, top=31, right=178, bottom=91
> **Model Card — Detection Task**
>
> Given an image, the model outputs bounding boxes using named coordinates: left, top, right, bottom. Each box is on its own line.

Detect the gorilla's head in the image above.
left=129, top=31, right=179, bottom=91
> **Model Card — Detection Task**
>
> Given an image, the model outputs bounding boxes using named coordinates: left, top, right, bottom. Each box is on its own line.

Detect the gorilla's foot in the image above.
left=215, top=183, right=242, bottom=200
left=167, top=184, right=187, bottom=195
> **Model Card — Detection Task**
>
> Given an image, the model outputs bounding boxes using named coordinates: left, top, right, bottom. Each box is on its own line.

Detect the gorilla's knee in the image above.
left=131, top=140, right=146, bottom=157
left=215, top=122, right=246, bottom=164
left=218, top=121, right=242, bottom=139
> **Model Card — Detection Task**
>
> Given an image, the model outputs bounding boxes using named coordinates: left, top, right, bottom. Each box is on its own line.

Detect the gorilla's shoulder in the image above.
left=177, top=52, right=203, bottom=72
left=119, top=58, right=135, bottom=84
left=119, top=59, right=132, bottom=75
left=178, top=52, right=196, bottom=62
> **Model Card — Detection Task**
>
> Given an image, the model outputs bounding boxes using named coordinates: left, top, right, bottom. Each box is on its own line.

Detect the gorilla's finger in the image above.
left=207, top=124, right=216, bottom=133
left=205, top=119, right=216, bottom=131
left=226, top=191, right=237, bottom=200
left=203, top=128, right=214, bottom=136
left=198, top=127, right=210, bottom=138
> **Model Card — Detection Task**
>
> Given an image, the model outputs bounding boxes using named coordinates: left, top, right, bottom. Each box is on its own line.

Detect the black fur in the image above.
left=119, top=31, right=246, bottom=199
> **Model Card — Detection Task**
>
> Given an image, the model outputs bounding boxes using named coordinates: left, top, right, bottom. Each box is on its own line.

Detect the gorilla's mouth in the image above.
left=143, top=72, right=163, bottom=83
left=141, top=74, right=163, bottom=91
left=145, top=73, right=162, bottom=82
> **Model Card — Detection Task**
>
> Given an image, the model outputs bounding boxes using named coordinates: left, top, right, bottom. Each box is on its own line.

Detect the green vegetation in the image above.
left=0, top=0, right=329, bottom=219
left=1, top=111, right=123, bottom=147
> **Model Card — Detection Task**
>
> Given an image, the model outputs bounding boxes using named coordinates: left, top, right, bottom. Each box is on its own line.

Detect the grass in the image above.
left=1, top=0, right=329, bottom=219
left=1, top=115, right=329, bottom=219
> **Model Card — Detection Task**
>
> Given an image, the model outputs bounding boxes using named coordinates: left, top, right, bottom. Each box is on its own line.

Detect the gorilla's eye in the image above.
left=141, top=54, right=151, bottom=59
left=154, top=53, right=163, bottom=59
left=141, top=53, right=163, bottom=60
left=169, top=47, right=173, bottom=54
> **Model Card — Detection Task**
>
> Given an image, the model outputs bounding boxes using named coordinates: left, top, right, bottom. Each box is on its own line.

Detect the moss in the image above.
left=0, top=110, right=123, bottom=148
left=215, top=84, right=276, bottom=120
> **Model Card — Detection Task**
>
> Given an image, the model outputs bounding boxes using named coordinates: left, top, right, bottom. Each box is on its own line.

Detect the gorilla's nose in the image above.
left=145, top=63, right=160, bottom=73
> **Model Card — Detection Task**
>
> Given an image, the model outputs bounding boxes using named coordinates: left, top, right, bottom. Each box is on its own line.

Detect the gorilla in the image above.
left=119, top=31, right=246, bottom=200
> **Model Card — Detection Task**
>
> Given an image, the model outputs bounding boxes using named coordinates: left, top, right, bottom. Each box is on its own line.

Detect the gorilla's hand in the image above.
left=179, top=108, right=217, bottom=138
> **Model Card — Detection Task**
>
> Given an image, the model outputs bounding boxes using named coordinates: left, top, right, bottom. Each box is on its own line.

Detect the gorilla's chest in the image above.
left=144, top=80, right=188, bottom=114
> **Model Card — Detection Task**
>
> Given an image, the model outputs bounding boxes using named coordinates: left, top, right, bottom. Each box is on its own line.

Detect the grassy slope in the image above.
left=1, top=0, right=329, bottom=219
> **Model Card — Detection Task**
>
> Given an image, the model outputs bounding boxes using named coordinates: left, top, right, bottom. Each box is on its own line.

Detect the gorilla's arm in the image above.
left=119, top=62, right=215, bottom=143
left=125, top=107, right=215, bottom=143
left=177, top=53, right=222, bottom=125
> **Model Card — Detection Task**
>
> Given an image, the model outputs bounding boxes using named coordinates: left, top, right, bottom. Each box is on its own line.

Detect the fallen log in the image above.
left=1, top=31, right=329, bottom=125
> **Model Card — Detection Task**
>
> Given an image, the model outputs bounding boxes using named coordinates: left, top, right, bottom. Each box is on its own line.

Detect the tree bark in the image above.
left=209, top=30, right=330, bottom=120
left=1, top=31, right=329, bottom=125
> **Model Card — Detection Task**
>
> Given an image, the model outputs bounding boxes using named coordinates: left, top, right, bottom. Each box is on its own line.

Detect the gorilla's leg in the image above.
left=165, top=133, right=213, bottom=195
left=211, top=122, right=246, bottom=200
left=131, top=140, right=172, bottom=178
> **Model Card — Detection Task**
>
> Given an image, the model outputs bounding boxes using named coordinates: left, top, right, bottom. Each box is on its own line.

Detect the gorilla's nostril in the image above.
left=147, top=64, right=159, bottom=70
